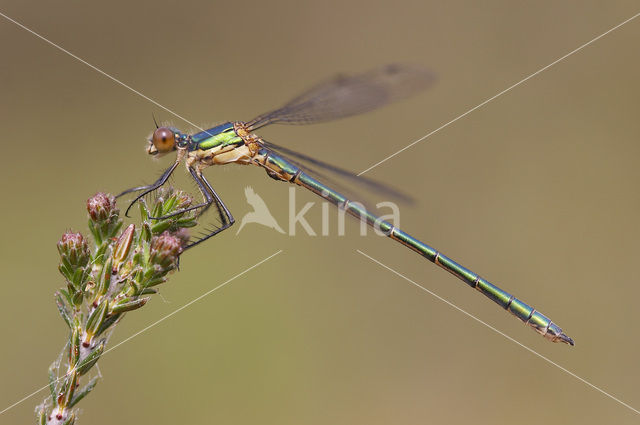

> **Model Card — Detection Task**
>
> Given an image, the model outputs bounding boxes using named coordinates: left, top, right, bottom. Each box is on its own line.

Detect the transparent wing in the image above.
left=245, top=64, right=435, bottom=131
left=261, top=140, right=414, bottom=204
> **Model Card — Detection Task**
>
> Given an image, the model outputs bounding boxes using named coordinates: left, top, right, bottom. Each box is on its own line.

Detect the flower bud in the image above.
left=58, top=232, right=90, bottom=269
left=87, top=193, right=118, bottom=223
left=113, top=224, right=135, bottom=268
left=149, top=231, right=183, bottom=269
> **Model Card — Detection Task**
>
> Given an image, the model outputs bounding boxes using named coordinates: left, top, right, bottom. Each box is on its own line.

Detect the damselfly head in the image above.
left=148, top=127, right=176, bottom=155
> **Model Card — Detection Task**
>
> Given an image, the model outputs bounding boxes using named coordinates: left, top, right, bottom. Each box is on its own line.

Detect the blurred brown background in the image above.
left=2, top=1, right=640, bottom=424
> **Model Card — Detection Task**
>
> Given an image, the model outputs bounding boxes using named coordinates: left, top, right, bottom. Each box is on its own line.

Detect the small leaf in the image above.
left=150, top=220, right=172, bottom=234
left=55, top=293, right=72, bottom=328
left=142, top=276, right=167, bottom=288
left=87, top=219, right=101, bottom=245
left=71, top=291, right=84, bottom=307
left=94, top=242, right=109, bottom=265
left=58, top=263, right=72, bottom=282
left=68, top=376, right=98, bottom=409
left=111, top=221, right=123, bottom=239
left=138, top=198, right=149, bottom=222
left=85, top=300, right=108, bottom=338
left=141, top=222, right=152, bottom=243
left=139, top=287, right=158, bottom=295
left=48, top=365, right=58, bottom=403
left=66, top=282, right=76, bottom=296
left=69, top=326, right=80, bottom=365
left=71, top=267, right=85, bottom=289
left=95, top=258, right=112, bottom=297
left=113, top=224, right=135, bottom=268
left=96, top=313, right=121, bottom=337
left=126, top=279, right=140, bottom=295
left=59, top=288, right=72, bottom=305
left=60, top=369, right=78, bottom=408
left=76, top=340, right=104, bottom=375
left=175, top=218, right=197, bottom=228
left=163, top=195, right=177, bottom=214
left=151, top=197, right=163, bottom=220
left=132, top=248, right=143, bottom=266
left=111, top=297, right=149, bottom=314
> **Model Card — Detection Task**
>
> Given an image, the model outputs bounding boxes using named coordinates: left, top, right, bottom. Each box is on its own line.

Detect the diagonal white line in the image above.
left=356, top=249, right=640, bottom=416
left=357, top=11, right=640, bottom=176
left=0, top=10, right=207, bottom=133
left=0, top=250, right=283, bottom=416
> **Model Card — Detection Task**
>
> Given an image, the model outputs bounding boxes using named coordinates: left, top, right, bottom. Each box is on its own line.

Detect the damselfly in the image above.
left=118, top=64, right=574, bottom=345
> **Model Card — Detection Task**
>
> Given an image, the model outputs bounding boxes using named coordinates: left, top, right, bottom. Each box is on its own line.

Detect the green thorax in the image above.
left=190, top=122, right=243, bottom=151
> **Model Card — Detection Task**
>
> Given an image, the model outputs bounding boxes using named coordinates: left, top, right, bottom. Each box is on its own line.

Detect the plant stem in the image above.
left=37, top=188, right=197, bottom=425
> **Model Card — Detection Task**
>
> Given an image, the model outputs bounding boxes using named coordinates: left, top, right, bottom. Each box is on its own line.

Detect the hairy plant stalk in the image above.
left=36, top=188, right=197, bottom=425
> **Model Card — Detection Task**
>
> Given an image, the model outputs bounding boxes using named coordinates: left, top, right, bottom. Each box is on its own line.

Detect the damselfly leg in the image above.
left=182, top=167, right=235, bottom=250
left=116, top=160, right=180, bottom=217
left=141, top=166, right=235, bottom=249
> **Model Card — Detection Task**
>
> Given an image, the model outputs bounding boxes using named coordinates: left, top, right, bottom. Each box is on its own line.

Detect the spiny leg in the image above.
left=183, top=169, right=235, bottom=250
left=149, top=167, right=219, bottom=220
left=145, top=166, right=235, bottom=248
left=116, top=160, right=180, bottom=217
left=198, top=168, right=232, bottom=225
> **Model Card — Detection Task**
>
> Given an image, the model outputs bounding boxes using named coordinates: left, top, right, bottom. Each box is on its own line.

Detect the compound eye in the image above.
left=151, top=127, right=176, bottom=152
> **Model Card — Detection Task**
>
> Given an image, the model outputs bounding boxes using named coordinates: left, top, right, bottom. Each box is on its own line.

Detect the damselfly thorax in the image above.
left=182, top=121, right=305, bottom=182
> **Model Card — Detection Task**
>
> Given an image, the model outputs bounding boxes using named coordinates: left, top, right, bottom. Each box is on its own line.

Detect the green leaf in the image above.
left=95, top=258, right=112, bottom=297
left=88, top=219, right=101, bottom=246
left=139, top=287, right=158, bottom=295
left=151, top=198, right=163, bottom=220
left=55, top=293, right=72, bottom=328
left=113, top=224, right=135, bottom=266
left=175, top=218, right=197, bottom=228
left=111, top=221, right=123, bottom=240
left=59, top=288, right=72, bottom=305
left=111, top=297, right=149, bottom=314
left=132, top=248, right=143, bottom=266
left=71, top=291, right=84, bottom=307
left=94, top=243, right=109, bottom=265
left=76, top=340, right=104, bottom=376
left=142, top=276, right=167, bottom=288
left=58, top=263, right=72, bottom=282
left=96, top=313, right=121, bottom=337
left=60, top=369, right=78, bottom=408
left=150, top=220, right=172, bottom=234
left=163, top=195, right=177, bottom=214
left=60, top=257, right=73, bottom=275
left=141, top=222, right=152, bottom=243
left=69, top=326, right=80, bottom=365
left=71, top=267, right=85, bottom=289
left=66, top=283, right=77, bottom=300
left=48, top=365, right=58, bottom=403
left=85, top=300, right=108, bottom=338
left=138, top=199, right=149, bottom=222
left=68, top=376, right=98, bottom=409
